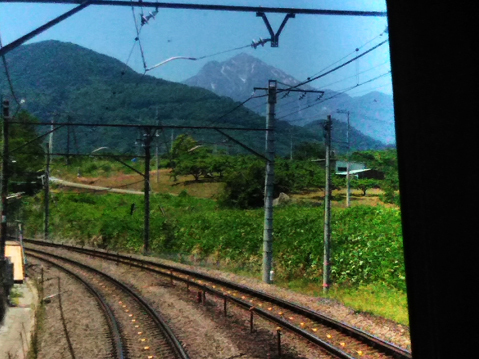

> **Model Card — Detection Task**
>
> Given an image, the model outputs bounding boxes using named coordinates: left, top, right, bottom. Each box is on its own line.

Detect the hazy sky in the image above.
left=0, top=0, right=391, bottom=97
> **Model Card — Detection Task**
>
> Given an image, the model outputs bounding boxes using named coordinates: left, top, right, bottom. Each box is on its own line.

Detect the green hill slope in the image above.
left=0, top=41, right=382, bottom=157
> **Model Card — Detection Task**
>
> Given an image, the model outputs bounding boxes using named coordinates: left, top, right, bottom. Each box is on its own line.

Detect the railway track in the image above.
left=26, top=247, right=190, bottom=359
left=28, top=254, right=125, bottom=359
left=25, top=239, right=412, bottom=359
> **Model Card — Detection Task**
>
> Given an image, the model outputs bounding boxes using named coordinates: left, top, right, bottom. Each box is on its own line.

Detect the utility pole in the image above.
left=155, top=107, right=160, bottom=184
left=337, top=110, right=351, bottom=207
left=290, top=130, right=293, bottom=160
left=253, top=82, right=322, bottom=284
left=346, top=112, right=350, bottom=208
left=66, top=116, right=71, bottom=166
left=49, top=116, right=54, bottom=156
left=323, top=115, right=332, bottom=293
left=142, top=128, right=154, bottom=255
left=263, top=80, right=276, bottom=284
left=1, top=99, right=10, bottom=259
left=155, top=142, right=159, bottom=183
left=44, top=143, right=50, bottom=241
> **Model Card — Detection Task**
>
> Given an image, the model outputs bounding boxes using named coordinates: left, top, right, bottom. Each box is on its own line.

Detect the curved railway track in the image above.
left=28, top=253, right=125, bottom=359
left=26, top=247, right=190, bottom=359
left=25, top=239, right=412, bottom=359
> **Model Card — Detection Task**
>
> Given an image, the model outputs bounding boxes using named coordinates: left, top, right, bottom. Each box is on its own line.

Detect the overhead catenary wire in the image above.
left=313, top=60, right=390, bottom=90
left=196, top=43, right=253, bottom=60
left=130, top=1, right=147, bottom=71
left=345, top=82, right=392, bottom=97
left=277, top=71, right=391, bottom=122
left=273, top=61, right=391, bottom=118
left=306, top=30, right=388, bottom=81
left=145, top=39, right=270, bottom=73
left=205, top=93, right=268, bottom=126
left=282, top=72, right=391, bottom=123
left=279, top=38, right=389, bottom=93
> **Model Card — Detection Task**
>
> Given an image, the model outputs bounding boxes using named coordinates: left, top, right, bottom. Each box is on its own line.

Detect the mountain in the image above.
left=184, top=53, right=396, bottom=144
left=0, top=41, right=314, bottom=156
left=0, top=41, right=386, bottom=158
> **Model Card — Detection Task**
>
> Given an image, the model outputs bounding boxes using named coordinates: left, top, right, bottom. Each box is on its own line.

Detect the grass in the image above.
left=27, top=278, right=45, bottom=359
left=328, top=284, right=409, bottom=325
left=272, top=278, right=408, bottom=325
left=9, top=286, right=23, bottom=306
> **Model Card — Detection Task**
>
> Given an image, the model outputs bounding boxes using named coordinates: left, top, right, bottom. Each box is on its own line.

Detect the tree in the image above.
left=171, top=134, right=198, bottom=159
left=292, top=142, right=326, bottom=161
left=351, top=178, right=380, bottom=196
left=218, top=159, right=264, bottom=208
left=2, top=110, right=44, bottom=195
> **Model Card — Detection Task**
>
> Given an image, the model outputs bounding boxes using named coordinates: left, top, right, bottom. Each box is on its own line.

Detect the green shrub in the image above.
left=22, top=194, right=405, bottom=291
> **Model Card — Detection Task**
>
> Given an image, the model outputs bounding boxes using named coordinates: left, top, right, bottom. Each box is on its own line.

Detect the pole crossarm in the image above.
left=256, top=87, right=324, bottom=95
left=214, top=129, right=269, bottom=162
left=12, top=152, right=145, bottom=158
left=6, top=121, right=270, bottom=131
left=0, top=1, right=388, bottom=16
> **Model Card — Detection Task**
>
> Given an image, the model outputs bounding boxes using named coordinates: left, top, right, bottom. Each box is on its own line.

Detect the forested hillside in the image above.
left=0, top=40, right=317, bottom=157
left=0, top=41, right=387, bottom=157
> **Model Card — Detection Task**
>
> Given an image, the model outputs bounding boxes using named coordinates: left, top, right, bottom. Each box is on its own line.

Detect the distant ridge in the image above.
left=185, top=53, right=396, bottom=144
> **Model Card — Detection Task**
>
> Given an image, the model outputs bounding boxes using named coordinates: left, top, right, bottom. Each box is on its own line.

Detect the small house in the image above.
left=335, top=168, right=385, bottom=180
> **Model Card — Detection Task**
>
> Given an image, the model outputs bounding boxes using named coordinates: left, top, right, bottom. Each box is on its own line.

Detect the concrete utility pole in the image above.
left=337, top=110, right=351, bottom=207
left=155, top=107, right=160, bottom=184
left=142, top=128, right=155, bottom=255
left=263, top=80, right=276, bottom=284
left=1, top=100, right=9, bottom=259
left=49, top=117, right=54, bottom=157
left=44, top=143, right=50, bottom=241
left=323, top=115, right=332, bottom=293
left=155, top=142, right=159, bottom=183
left=66, top=116, right=71, bottom=166
left=290, top=130, right=293, bottom=160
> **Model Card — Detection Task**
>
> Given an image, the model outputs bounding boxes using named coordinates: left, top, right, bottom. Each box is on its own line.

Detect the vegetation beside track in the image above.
left=22, top=192, right=407, bottom=323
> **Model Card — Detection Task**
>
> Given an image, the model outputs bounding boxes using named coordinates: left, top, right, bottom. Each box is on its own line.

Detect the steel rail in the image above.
left=28, top=253, right=125, bottom=359
left=25, top=239, right=411, bottom=359
left=25, top=246, right=190, bottom=359
left=26, top=242, right=355, bottom=358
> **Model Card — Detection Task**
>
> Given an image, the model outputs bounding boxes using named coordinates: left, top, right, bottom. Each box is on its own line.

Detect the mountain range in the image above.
left=0, top=41, right=389, bottom=158
left=185, top=53, right=396, bottom=144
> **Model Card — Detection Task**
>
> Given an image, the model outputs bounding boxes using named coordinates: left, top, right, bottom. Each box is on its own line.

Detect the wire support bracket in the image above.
left=256, top=12, right=295, bottom=47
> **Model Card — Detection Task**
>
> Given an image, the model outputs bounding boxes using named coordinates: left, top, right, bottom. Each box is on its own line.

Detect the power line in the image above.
left=130, top=1, right=147, bottom=71
left=205, top=93, right=268, bottom=126
left=196, top=44, right=252, bottom=60
left=307, top=30, right=388, bottom=81
left=7, top=120, right=270, bottom=131
left=345, top=82, right=392, bottom=97
left=277, top=71, right=391, bottom=122
left=274, top=62, right=391, bottom=118
left=279, top=38, right=389, bottom=92
left=314, top=61, right=390, bottom=90
left=14, top=152, right=145, bottom=158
